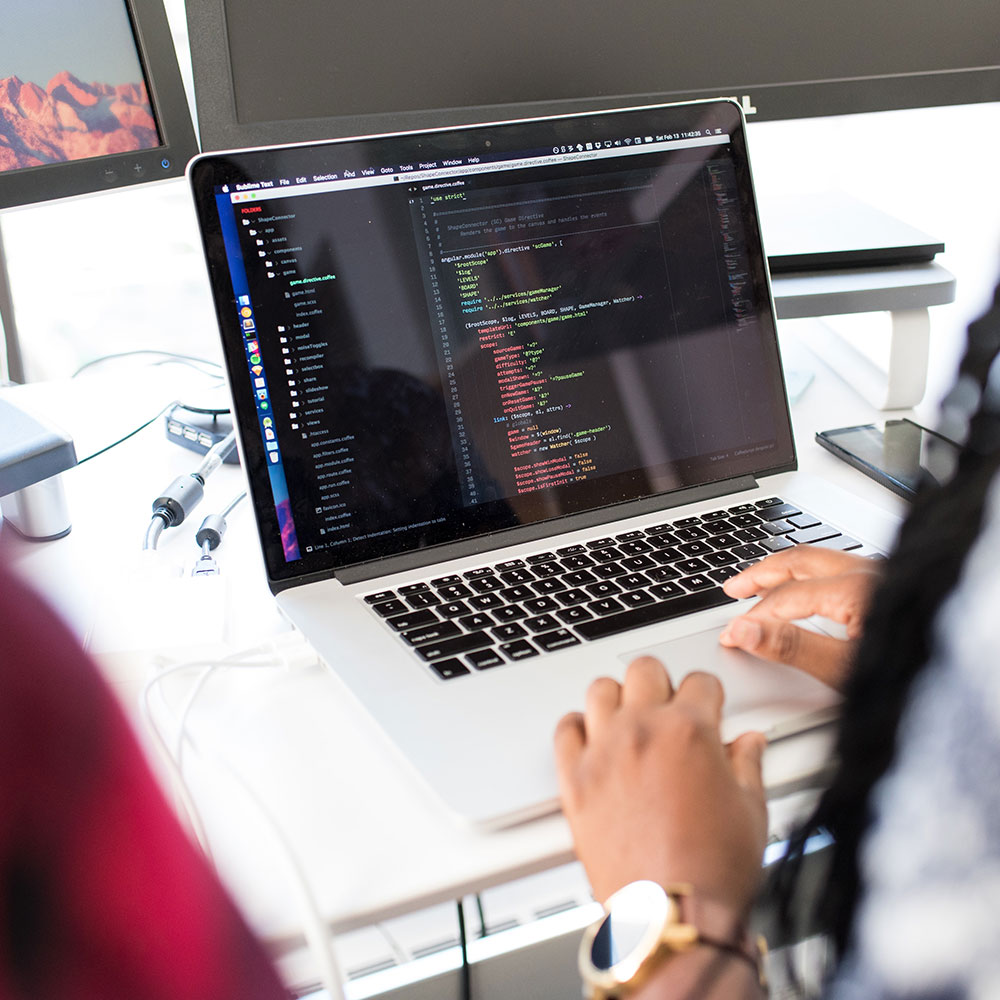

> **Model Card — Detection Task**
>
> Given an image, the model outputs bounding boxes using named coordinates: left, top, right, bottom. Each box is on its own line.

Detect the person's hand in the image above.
left=719, top=547, right=880, bottom=690
left=554, top=656, right=768, bottom=916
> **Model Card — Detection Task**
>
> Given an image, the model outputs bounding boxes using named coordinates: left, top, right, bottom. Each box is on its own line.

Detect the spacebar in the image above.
left=576, top=589, right=736, bottom=640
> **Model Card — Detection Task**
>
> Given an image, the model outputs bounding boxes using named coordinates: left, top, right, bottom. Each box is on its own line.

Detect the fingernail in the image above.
left=721, top=617, right=763, bottom=650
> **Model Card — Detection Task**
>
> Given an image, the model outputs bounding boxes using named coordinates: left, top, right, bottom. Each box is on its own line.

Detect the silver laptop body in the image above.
left=189, top=101, right=889, bottom=827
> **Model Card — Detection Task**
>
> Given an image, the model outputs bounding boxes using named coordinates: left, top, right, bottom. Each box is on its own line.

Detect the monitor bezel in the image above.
left=188, top=101, right=798, bottom=589
left=0, top=0, right=199, bottom=210
left=186, top=0, right=1000, bottom=152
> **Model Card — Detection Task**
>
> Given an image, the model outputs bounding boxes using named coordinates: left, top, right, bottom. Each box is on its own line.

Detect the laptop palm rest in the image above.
left=621, top=623, right=841, bottom=745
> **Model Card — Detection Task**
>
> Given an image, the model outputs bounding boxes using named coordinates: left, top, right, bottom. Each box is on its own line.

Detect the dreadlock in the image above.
left=772, top=280, right=1000, bottom=960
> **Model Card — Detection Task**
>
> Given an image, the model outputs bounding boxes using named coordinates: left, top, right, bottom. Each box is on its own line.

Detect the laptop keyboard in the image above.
left=361, top=497, right=863, bottom=680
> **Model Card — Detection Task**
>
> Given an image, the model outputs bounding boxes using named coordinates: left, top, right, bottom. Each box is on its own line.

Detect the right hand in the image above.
left=718, top=547, right=881, bottom=690
left=554, top=657, right=768, bottom=913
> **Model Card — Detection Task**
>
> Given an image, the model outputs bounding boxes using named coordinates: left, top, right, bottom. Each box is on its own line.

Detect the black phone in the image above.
left=815, top=419, right=961, bottom=500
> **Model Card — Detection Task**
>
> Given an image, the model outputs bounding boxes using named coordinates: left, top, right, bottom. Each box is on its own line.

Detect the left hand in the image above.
left=719, top=547, right=879, bottom=690
left=554, top=656, right=768, bottom=915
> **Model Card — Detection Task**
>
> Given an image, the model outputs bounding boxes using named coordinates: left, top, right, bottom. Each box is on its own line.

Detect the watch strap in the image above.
left=670, top=885, right=767, bottom=989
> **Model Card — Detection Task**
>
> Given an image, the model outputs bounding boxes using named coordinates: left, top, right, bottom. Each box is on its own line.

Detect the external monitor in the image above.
left=187, top=0, right=1000, bottom=152
left=0, top=0, right=198, bottom=381
left=0, top=0, right=198, bottom=210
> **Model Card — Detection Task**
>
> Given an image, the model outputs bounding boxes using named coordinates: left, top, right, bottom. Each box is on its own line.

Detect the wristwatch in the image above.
left=578, top=880, right=766, bottom=999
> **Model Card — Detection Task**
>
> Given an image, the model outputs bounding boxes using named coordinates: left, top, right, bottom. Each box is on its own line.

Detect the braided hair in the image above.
left=772, top=280, right=1000, bottom=960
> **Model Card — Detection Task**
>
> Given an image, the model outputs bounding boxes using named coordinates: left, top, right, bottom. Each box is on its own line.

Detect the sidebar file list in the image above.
left=232, top=195, right=356, bottom=552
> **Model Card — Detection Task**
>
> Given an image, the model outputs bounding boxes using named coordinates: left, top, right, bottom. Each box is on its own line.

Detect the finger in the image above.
left=719, top=615, right=852, bottom=687
left=553, top=712, right=586, bottom=790
left=621, top=655, right=673, bottom=708
left=671, top=671, right=725, bottom=727
left=727, top=731, right=766, bottom=799
left=731, top=573, right=873, bottom=627
left=584, top=675, right=622, bottom=737
left=722, top=546, right=871, bottom=599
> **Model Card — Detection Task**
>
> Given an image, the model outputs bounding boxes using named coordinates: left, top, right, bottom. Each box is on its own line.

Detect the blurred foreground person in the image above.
left=0, top=563, right=287, bottom=1000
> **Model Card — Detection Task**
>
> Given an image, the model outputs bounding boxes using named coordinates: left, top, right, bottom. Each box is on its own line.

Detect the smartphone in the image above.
left=815, top=419, right=961, bottom=500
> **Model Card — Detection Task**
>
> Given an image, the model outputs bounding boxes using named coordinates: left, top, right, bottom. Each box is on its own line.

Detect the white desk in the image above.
left=2, top=332, right=907, bottom=975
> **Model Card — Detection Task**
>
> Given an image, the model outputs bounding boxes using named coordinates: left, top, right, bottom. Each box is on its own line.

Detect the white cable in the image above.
left=144, top=427, right=239, bottom=552
left=143, top=513, right=167, bottom=551
left=192, top=737, right=348, bottom=1000
left=141, top=660, right=218, bottom=858
left=220, top=489, right=247, bottom=519
left=195, top=428, right=237, bottom=479
left=173, top=663, right=216, bottom=771
left=140, top=640, right=345, bottom=1000
left=140, top=642, right=282, bottom=857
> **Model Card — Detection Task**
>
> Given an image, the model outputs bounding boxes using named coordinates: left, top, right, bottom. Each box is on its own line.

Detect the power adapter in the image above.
left=165, top=404, right=239, bottom=464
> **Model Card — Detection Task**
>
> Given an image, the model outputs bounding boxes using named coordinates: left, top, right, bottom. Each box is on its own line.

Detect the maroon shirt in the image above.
left=0, top=563, right=288, bottom=1000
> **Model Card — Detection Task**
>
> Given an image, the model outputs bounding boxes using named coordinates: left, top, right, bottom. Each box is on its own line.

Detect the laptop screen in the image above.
left=189, top=101, right=795, bottom=587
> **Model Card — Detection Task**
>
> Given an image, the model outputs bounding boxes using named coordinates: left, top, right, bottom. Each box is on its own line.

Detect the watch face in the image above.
left=591, top=910, right=650, bottom=971
left=587, top=881, right=671, bottom=983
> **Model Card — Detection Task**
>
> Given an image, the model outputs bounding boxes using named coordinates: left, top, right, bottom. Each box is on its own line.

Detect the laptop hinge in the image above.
left=327, top=475, right=761, bottom=587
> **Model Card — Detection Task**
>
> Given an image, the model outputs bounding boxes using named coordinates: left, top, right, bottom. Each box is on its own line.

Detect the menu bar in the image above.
left=224, top=131, right=730, bottom=204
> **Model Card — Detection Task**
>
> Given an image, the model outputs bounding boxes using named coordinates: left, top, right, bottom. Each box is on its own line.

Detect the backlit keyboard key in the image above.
left=732, top=543, right=768, bottom=560
left=500, top=639, right=539, bottom=661
left=525, top=614, right=560, bottom=632
left=406, top=591, right=441, bottom=609
left=385, top=609, right=439, bottom=631
left=492, top=623, right=527, bottom=641
left=787, top=512, right=821, bottom=529
left=415, top=631, right=493, bottom=661
left=761, top=536, right=795, bottom=553
left=401, top=621, right=462, bottom=645
left=787, top=524, right=841, bottom=545
left=576, top=588, right=734, bottom=640
left=810, top=534, right=862, bottom=551
left=430, top=658, right=470, bottom=680
left=757, top=503, right=801, bottom=521
left=535, top=629, right=582, bottom=652
left=466, top=648, right=505, bottom=670
left=372, top=599, right=408, bottom=617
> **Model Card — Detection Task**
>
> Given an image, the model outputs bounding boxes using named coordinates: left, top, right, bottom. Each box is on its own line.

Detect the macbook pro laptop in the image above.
left=189, top=101, right=893, bottom=828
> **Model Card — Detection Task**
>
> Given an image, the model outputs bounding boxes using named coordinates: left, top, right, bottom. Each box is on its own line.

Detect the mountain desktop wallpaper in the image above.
left=0, top=70, right=158, bottom=171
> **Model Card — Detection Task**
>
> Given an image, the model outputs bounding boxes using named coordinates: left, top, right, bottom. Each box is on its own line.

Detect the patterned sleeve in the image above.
left=829, top=474, right=1000, bottom=1000
left=0, top=563, right=289, bottom=1000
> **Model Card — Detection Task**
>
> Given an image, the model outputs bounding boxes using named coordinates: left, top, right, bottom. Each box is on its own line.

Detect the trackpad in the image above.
left=621, top=625, right=840, bottom=742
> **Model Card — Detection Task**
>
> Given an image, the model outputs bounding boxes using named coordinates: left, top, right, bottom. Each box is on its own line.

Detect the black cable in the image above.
left=71, top=350, right=224, bottom=378
left=76, top=399, right=179, bottom=465
left=456, top=899, right=472, bottom=1000
left=75, top=398, right=235, bottom=466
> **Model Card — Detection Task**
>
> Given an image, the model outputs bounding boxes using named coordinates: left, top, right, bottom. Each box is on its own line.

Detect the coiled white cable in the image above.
left=140, top=639, right=346, bottom=1000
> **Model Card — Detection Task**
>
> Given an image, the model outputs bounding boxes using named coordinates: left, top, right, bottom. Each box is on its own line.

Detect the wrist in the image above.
left=631, top=943, right=763, bottom=1000
left=579, top=881, right=767, bottom=1000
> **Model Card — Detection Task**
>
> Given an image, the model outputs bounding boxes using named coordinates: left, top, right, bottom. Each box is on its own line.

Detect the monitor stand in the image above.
left=0, top=222, right=26, bottom=384
left=0, top=221, right=75, bottom=540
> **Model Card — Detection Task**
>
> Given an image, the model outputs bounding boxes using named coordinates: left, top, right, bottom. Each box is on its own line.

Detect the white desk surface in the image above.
left=3, top=326, right=909, bottom=950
